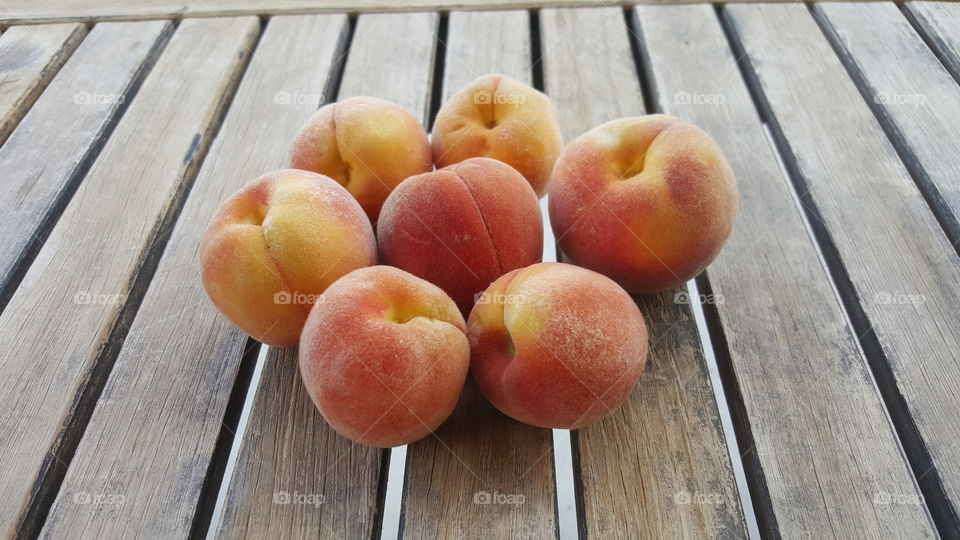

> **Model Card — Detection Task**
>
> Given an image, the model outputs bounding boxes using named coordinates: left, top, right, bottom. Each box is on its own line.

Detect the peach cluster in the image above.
left=199, top=74, right=738, bottom=448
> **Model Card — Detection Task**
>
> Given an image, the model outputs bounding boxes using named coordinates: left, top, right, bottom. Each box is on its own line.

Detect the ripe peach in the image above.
left=431, top=74, right=562, bottom=196
left=377, top=157, right=543, bottom=316
left=299, top=266, right=470, bottom=447
left=549, top=115, right=738, bottom=293
left=289, top=96, right=432, bottom=223
left=467, top=262, right=647, bottom=429
left=199, top=169, right=375, bottom=347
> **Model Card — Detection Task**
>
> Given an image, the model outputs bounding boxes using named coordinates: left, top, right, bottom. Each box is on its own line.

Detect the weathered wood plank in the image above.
left=0, top=21, right=169, bottom=307
left=215, top=12, right=438, bottom=539
left=39, top=15, right=348, bottom=539
left=904, top=2, right=960, bottom=83
left=399, top=10, right=558, bottom=540
left=638, top=4, right=936, bottom=538
left=725, top=2, right=960, bottom=531
left=0, top=16, right=260, bottom=537
left=816, top=1, right=960, bottom=246
left=0, top=0, right=836, bottom=26
left=216, top=348, right=388, bottom=539
left=441, top=9, right=531, bottom=101
left=0, top=23, right=86, bottom=145
left=540, top=7, right=747, bottom=538
left=338, top=12, right=438, bottom=122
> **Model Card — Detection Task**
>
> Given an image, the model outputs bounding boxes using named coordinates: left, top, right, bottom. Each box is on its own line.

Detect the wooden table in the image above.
left=1, top=2, right=959, bottom=538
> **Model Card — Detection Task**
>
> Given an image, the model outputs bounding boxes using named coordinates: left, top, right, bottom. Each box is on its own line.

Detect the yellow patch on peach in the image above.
left=290, top=96, right=432, bottom=223
left=200, top=169, right=376, bottom=346
left=431, top=74, right=563, bottom=196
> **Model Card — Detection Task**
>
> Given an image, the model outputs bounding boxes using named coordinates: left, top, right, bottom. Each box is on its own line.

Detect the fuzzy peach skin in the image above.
left=467, top=262, right=648, bottom=429
left=289, top=96, right=432, bottom=223
left=299, top=266, right=470, bottom=447
left=200, top=169, right=376, bottom=347
left=431, top=74, right=562, bottom=197
left=549, top=115, right=738, bottom=293
left=377, top=157, right=543, bottom=316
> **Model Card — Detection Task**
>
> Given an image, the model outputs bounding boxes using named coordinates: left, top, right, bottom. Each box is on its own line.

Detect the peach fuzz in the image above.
left=467, top=262, right=648, bottom=429
left=199, top=169, right=375, bottom=347
left=299, top=266, right=470, bottom=447
left=549, top=115, right=738, bottom=293
left=377, top=157, right=543, bottom=316
left=431, top=74, right=562, bottom=196
left=289, top=96, right=432, bottom=223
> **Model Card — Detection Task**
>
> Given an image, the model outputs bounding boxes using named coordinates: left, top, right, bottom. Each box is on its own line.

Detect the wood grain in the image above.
left=816, top=1, right=960, bottom=246
left=215, top=12, right=438, bottom=539
left=0, top=21, right=169, bottom=307
left=725, top=2, right=960, bottom=532
left=639, top=4, right=936, bottom=538
left=215, top=348, right=388, bottom=539
left=39, top=15, right=348, bottom=539
left=399, top=10, right=559, bottom=540
left=0, top=0, right=839, bottom=26
left=904, top=2, right=960, bottom=83
left=0, top=23, right=86, bottom=146
left=338, top=12, right=439, bottom=122
left=540, top=7, right=747, bottom=539
left=441, top=9, right=531, bottom=101
left=0, top=16, right=260, bottom=537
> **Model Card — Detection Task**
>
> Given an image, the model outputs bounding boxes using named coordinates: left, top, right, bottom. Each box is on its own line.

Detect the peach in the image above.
left=289, top=96, right=432, bottom=223
left=200, top=169, right=375, bottom=347
left=467, top=262, right=647, bottom=429
left=431, top=74, right=562, bottom=196
left=299, top=266, right=470, bottom=447
left=549, top=115, right=738, bottom=293
left=377, top=157, right=543, bottom=316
